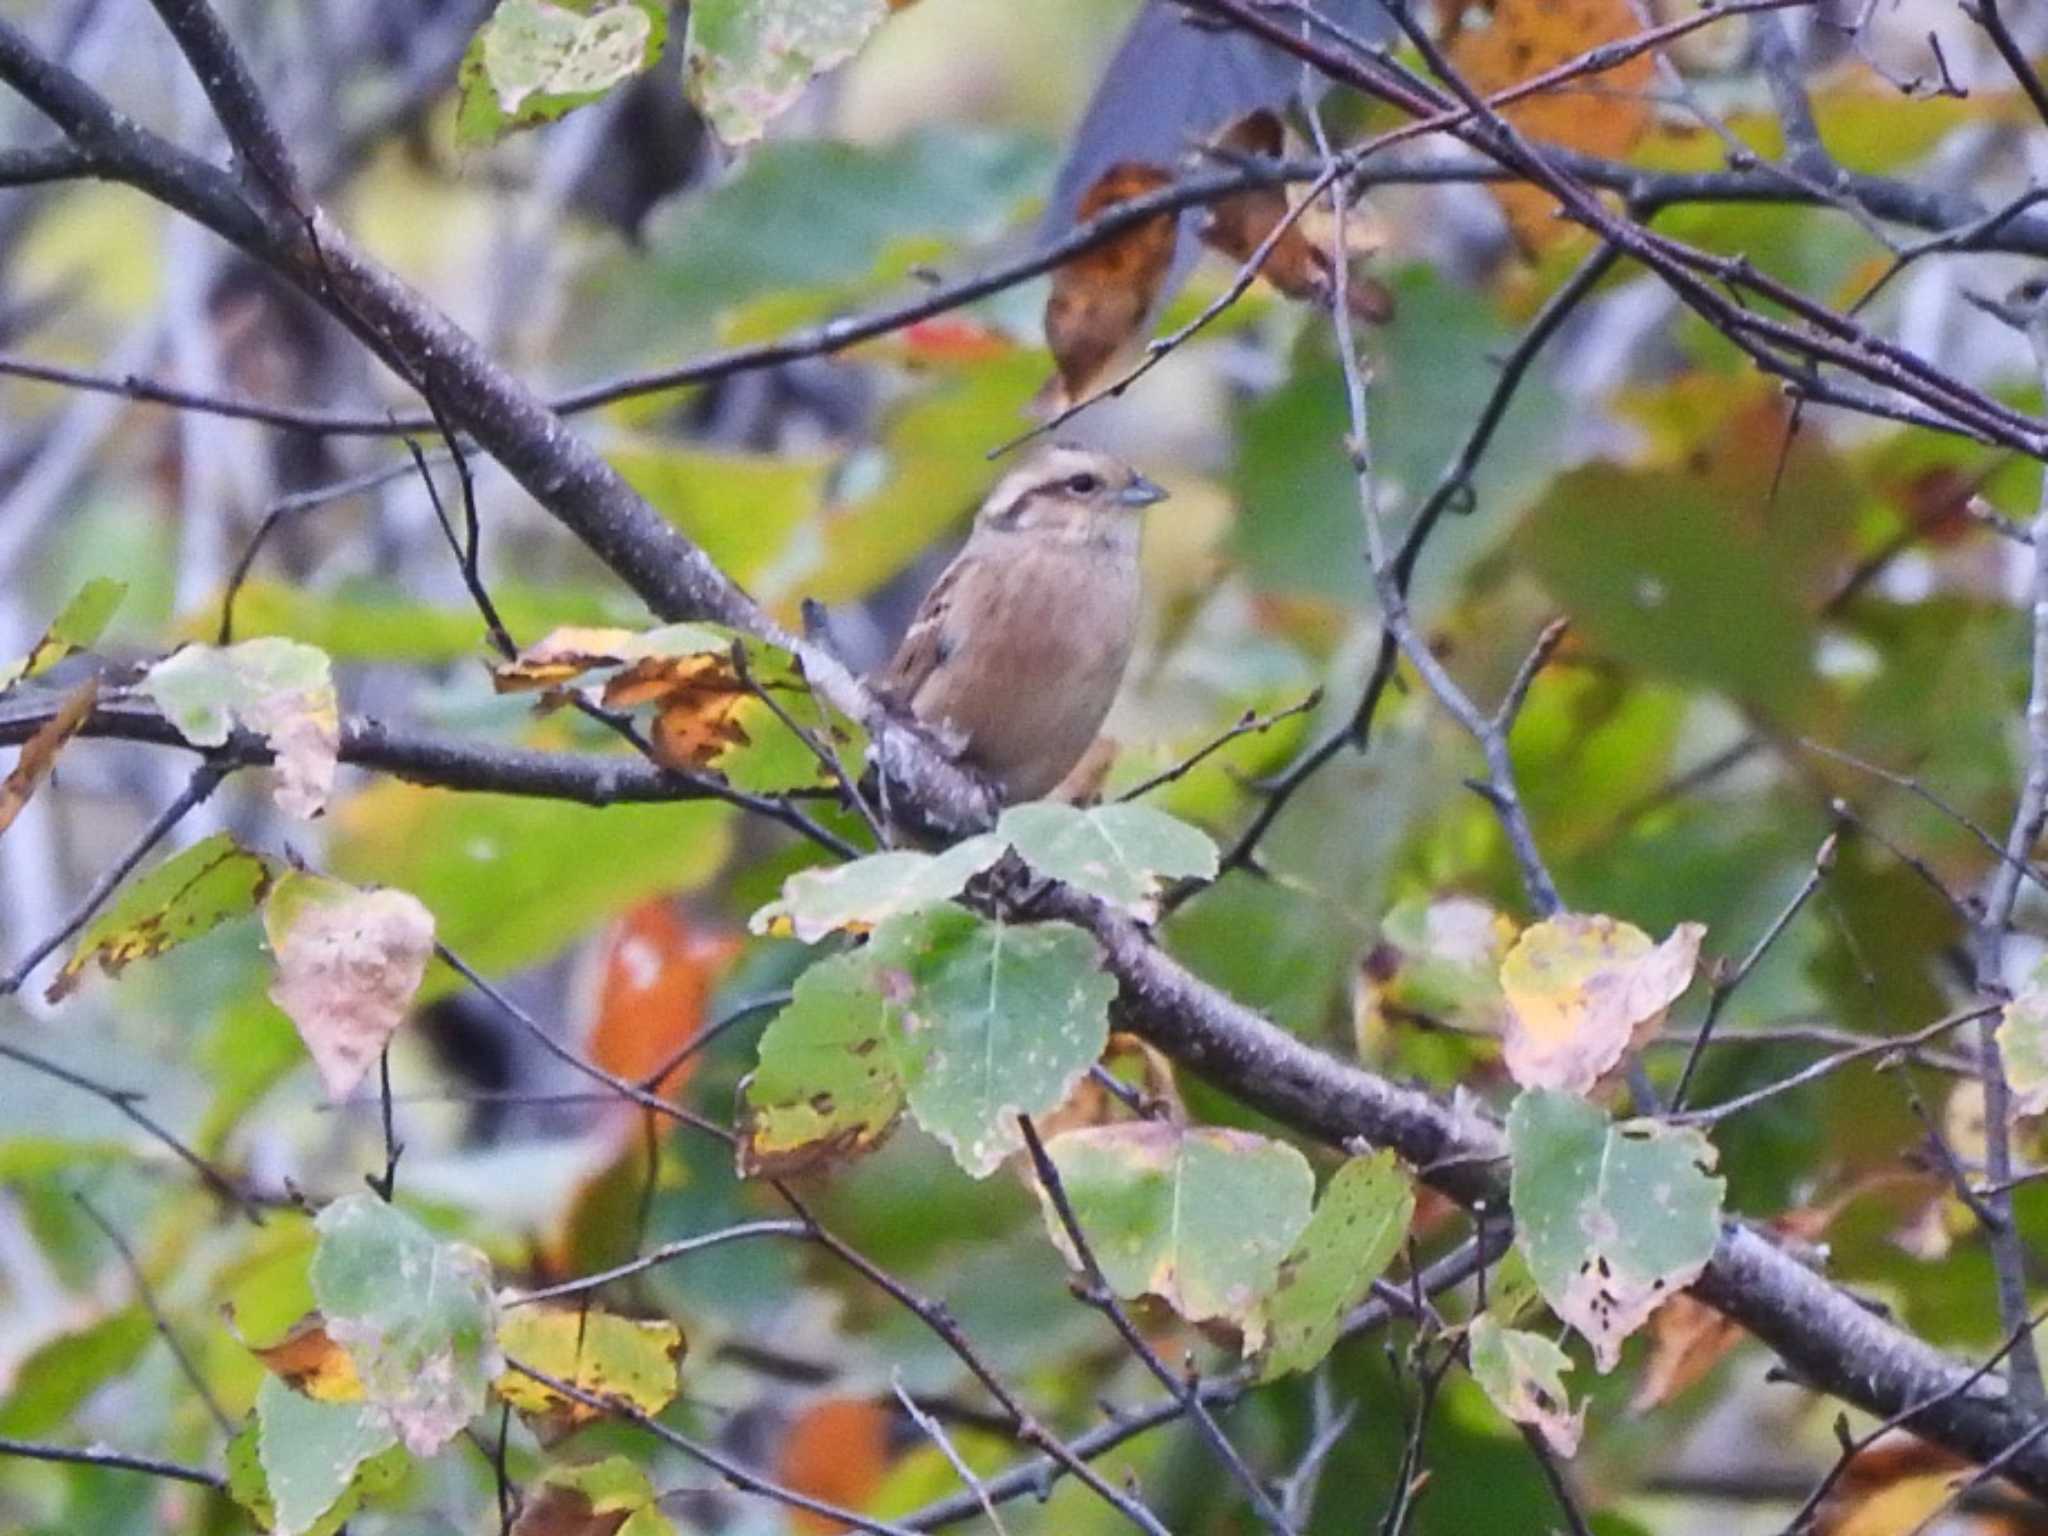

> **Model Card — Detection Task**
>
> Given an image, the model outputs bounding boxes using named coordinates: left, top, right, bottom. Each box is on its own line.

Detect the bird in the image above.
left=868, top=443, right=1169, bottom=806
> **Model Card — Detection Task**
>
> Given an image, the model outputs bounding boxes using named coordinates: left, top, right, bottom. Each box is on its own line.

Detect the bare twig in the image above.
left=503, top=1220, right=810, bottom=1306
left=74, top=1191, right=234, bottom=1433
left=1, top=757, right=230, bottom=997
left=0, top=1435, right=224, bottom=1489
left=893, top=1370, right=1012, bottom=1536
left=1671, top=829, right=1838, bottom=1111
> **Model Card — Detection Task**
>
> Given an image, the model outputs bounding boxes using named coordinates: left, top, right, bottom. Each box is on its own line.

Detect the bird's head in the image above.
left=975, top=443, right=1168, bottom=546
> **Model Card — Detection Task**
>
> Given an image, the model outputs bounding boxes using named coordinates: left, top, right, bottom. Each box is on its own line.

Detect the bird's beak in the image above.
left=1118, top=475, right=1169, bottom=509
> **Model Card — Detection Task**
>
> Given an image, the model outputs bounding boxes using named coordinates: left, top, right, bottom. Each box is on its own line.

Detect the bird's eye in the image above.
left=1066, top=473, right=1102, bottom=495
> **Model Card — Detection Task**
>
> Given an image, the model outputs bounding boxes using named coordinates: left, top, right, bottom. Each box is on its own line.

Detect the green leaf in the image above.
left=457, top=0, right=667, bottom=145
left=1359, top=894, right=1516, bottom=1039
left=1507, top=1090, right=1725, bottom=1371
left=312, top=1195, right=500, bottom=1455
left=0, top=575, right=126, bottom=689
left=254, top=1376, right=404, bottom=1536
left=739, top=948, right=907, bottom=1176
left=612, top=442, right=831, bottom=592
left=639, top=129, right=1049, bottom=344
left=0, top=1308, right=152, bottom=1436
left=49, top=832, right=274, bottom=1001
left=1255, top=1150, right=1415, bottom=1378
left=328, top=786, right=731, bottom=992
left=2000, top=965, right=2048, bottom=1117
left=998, top=801, right=1218, bottom=914
left=685, top=0, right=891, bottom=146
left=750, top=836, right=1006, bottom=943
left=218, top=578, right=626, bottom=665
left=1041, top=1122, right=1315, bottom=1344
left=875, top=908, right=1117, bottom=1178
left=1231, top=269, right=1561, bottom=608
left=1468, top=1313, right=1583, bottom=1455
left=143, top=638, right=340, bottom=817
left=495, top=1305, right=685, bottom=1422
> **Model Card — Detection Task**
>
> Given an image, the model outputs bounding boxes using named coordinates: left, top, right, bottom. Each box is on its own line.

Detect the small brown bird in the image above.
left=870, top=444, right=1168, bottom=804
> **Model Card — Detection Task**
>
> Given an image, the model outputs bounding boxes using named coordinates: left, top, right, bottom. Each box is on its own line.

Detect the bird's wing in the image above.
left=869, top=545, right=979, bottom=711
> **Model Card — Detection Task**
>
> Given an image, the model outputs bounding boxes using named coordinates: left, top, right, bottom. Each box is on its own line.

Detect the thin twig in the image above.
left=1673, top=1004, right=1996, bottom=1126
left=501, top=1355, right=926, bottom=1536
left=1119, top=690, right=1322, bottom=803
left=0, top=1435, right=224, bottom=1489
left=893, top=1370, right=1012, bottom=1536
left=503, top=1220, right=810, bottom=1306
left=73, top=1191, right=234, bottom=1433
left=1670, top=828, right=1838, bottom=1111
left=1, top=757, right=230, bottom=996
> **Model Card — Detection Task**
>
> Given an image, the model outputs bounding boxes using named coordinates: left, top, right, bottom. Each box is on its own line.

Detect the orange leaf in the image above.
left=601, top=653, right=753, bottom=770
left=0, top=676, right=96, bottom=839
left=1039, top=161, right=1177, bottom=412
left=897, top=315, right=1014, bottom=365
left=587, top=901, right=740, bottom=1099
left=1199, top=111, right=1394, bottom=324
left=242, top=1310, right=364, bottom=1402
left=492, top=627, right=643, bottom=693
left=777, top=1397, right=894, bottom=1536
left=1450, top=0, right=1655, bottom=251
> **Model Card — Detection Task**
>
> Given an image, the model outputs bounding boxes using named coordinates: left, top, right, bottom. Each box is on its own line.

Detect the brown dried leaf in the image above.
left=1200, top=111, right=1394, bottom=324
left=1039, top=161, right=1177, bottom=412
left=0, top=677, right=97, bottom=839
left=602, top=652, right=754, bottom=771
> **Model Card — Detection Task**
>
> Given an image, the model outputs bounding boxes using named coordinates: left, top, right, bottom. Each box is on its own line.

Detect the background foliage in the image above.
left=9, top=0, right=2048, bottom=1533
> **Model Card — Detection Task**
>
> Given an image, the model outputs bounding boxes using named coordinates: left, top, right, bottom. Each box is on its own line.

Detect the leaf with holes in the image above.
left=265, top=871, right=436, bottom=1101
left=750, top=835, right=1006, bottom=942
left=874, top=907, right=1116, bottom=1178
left=457, top=0, right=667, bottom=145
left=1507, top=1089, right=1724, bottom=1371
left=685, top=0, right=893, bottom=146
left=1040, top=1121, right=1314, bottom=1347
left=1255, top=1150, right=1415, bottom=1378
left=145, top=637, right=339, bottom=818
left=49, top=832, right=274, bottom=1001
left=1468, top=1313, right=1584, bottom=1455
left=998, top=801, right=1217, bottom=917
left=495, top=1306, right=684, bottom=1434
left=312, top=1195, right=500, bottom=1455
left=739, top=948, right=907, bottom=1176
left=1499, top=914, right=1704, bottom=1095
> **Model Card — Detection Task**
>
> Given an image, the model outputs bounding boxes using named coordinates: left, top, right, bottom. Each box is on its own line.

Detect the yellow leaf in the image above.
left=1499, top=913, right=1704, bottom=1093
